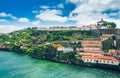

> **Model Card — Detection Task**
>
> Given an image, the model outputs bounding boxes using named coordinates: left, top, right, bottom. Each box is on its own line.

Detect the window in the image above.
left=99, top=60, right=101, bottom=62
left=96, top=60, right=98, bottom=63
left=103, top=61, right=105, bottom=63
left=87, top=59, right=89, bottom=62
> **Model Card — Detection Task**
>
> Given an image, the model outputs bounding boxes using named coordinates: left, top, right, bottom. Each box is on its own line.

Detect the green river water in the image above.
left=0, top=51, right=120, bottom=78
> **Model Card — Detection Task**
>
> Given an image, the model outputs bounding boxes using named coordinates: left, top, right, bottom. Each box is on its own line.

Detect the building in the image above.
left=82, top=55, right=120, bottom=66
left=83, top=47, right=103, bottom=52
left=57, top=47, right=74, bottom=52
left=81, top=38, right=102, bottom=49
left=76, top=48, right=84, bottom=52
left=0, top=45, right=6, bottom=49
left=37, top=26, right=80, bottom=31
left=114, top=50, right=120, bottom=59
left=96, top=29, right=120, bottom=39
left=101, top=34, right=113, bottom=41
left=52, top=44, right=74, bottom=52
left=99, top=29, right=120, bottom=35
left=79, top=52, right=103, bottom=56
left=109, top=49, right=116, bottom=56
left=80, top=24, right=98, bottom=30
left=97, top=18, right=108, bottom=29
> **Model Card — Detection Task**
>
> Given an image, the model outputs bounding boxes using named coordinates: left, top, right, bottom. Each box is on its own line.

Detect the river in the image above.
left=0, top=51, right=120, bottom=78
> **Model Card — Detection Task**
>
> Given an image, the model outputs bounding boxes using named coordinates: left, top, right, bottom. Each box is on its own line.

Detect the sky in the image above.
left=0, top=0, right=120, bottom=33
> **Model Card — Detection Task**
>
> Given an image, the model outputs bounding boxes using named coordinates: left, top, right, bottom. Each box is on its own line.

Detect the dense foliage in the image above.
left=0, top=27, right=120, bottom=66
left=102, top=22, right=116, bottom=28
left=0, top=27, right=98, bottom=64
left=102, top=39, right=114, bottom=52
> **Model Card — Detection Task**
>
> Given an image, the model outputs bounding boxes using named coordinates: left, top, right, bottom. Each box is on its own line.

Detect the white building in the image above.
left=82, top=55, right=120, bottom=66
left=57, top=47, right=74, bottom=52
left=97, top=18, right=108, bottom=29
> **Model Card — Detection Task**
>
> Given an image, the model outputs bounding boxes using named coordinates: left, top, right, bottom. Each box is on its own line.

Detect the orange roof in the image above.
left=82, top=38, right=100, bottom=40
left=80, top=52, right=103, bottom=56
left=52, top=44, right=64, bottom=48
left=82, top=55, right=119, bottom=62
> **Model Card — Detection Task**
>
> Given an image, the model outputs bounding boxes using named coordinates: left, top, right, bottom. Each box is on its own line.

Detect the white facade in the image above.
left=82, top=58, right=119, bottom=66
left=100, top=26, right=108, bottom=29
left=57, top=48, right=74, bottom=52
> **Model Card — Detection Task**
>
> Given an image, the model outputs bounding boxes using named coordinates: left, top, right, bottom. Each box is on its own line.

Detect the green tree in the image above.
left=102, top=38, right=114, bottom=52
left=102, top=22, right=116, bottom=28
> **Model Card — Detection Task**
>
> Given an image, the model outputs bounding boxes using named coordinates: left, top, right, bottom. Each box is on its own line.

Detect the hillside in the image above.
left=0, top=27, right=99, bottom=50
left=0, top=27, right=99, bottom=63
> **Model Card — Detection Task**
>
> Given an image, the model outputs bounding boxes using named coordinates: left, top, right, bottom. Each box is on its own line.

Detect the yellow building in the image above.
left=109, top=49, right=116, bottom=56
left=101, top=34, right=113, bottom=41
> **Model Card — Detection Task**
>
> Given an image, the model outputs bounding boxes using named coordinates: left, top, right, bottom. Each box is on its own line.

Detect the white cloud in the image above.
left=57, top=4, right=64, bottom=8
left=40, top=6, right=50, bottom=9
left=109, top=13, right=117, bottom=17
left=32, top=20, right=41, bottom=25
left=0, top=12, right=7, bottom=17
left=36, top=9, right=68, bottom=23
left=18, top=18, right=30, bottom=23
left=0, top=19, right=9, bottom=23
left=69, top=0, right=120, bottom=26
left=0, top=12, right=17, bottom=19
left=68, top=0, right=80, bottom=4
left=0, top=25, right=24, bottom=33
left=8, top=14, right=17, bottom=19
left=32, top=10, right=39, bottom=14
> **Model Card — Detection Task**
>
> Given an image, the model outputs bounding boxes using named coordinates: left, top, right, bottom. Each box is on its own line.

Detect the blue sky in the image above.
left=0, top=0, right=120, bottom=33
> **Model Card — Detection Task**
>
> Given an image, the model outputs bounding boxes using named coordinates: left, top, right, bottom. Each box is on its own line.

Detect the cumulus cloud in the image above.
left=0, top=25, right=24, bottom=33
left=32, top=10, right=39, bottom=14
left=67, top=0, right=80, bottom=4
left=18, top=18, right=30, bottom=23
left=68, top=0, right=120, bottom=26
left=0, top=12, right=7, bottom=17
left=0, top=19, right=9, bottom=23
left=0, top=12, right=17, bottom=19
left=7, top=14, right=17, bottom=19
left=40, top=5, right=50, bottom=9
left=32, top=20, right=41, bottom=25
left=57, top=4, right=64, bottom=8
left=36, top=9, right=68, bottom=23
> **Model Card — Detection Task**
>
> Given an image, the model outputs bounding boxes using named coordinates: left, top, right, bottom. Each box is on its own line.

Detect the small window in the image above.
left=87, top=59, right=88, bottom=61
left=96, top=60, right=98, bottom=63
left=104, top=61, right=105, bottom=63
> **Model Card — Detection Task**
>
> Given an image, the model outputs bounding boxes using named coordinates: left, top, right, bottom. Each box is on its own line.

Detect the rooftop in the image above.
left=82, top=55, right=119, bottom=62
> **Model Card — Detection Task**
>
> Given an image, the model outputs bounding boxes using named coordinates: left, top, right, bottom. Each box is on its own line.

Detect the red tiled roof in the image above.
left=52, top=44, right=64, bottom=48
left=82, top=55, right=119, bottom=62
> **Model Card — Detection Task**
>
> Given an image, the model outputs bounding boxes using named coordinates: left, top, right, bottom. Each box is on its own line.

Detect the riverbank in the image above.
left=0, top=28, right=120, bottom=71
left=0, top=51, right=120, bottom=78
left=1, top=49, right=120, bottom=71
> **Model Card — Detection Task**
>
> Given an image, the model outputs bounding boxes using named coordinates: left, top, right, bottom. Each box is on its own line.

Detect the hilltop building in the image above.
left=97, top=18, right=108, bottom=29
left=37, top=26, right=80, bottom=31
